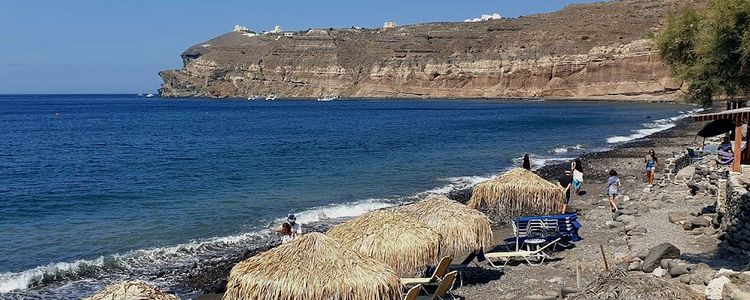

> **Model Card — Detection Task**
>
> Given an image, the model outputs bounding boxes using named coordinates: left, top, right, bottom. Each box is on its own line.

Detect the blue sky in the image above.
left=0, top=0, right=600, bottom=94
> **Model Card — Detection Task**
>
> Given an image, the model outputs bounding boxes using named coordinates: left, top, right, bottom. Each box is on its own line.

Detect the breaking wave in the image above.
left=607, top=108, right=704, bottom=144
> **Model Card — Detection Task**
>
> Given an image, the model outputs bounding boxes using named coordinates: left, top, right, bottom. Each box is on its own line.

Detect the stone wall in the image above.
left=721, top=174, right=750, bottom=250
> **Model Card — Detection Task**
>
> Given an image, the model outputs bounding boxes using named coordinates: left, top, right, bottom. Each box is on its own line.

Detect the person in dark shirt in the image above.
left=522, top=154, right=531, bottom=170
left=558, top=170, right=573, bottom=214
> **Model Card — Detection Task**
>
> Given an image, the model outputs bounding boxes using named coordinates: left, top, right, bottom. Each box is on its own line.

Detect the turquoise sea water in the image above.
left=0, top=95, right=696, bottom=299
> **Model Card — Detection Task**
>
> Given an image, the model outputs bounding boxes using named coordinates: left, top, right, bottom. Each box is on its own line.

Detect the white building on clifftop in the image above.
left=464, top=13, right=502, bottom=23
left=233, top=25, right=250, bottom=32
left=383, top=21, right=397, bottom=29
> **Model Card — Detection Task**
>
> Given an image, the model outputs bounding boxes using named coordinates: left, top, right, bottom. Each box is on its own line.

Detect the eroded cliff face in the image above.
left=159, top=0, right=702, bottom=100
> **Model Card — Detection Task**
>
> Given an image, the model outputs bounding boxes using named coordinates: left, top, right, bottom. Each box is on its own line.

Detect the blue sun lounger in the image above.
left=504, top=213, right=582, bottom=251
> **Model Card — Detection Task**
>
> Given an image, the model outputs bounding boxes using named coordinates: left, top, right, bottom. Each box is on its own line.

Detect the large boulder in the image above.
left=642, top=243, right=681, bottom=273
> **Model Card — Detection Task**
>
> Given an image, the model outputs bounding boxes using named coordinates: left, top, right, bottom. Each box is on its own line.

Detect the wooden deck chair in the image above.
left=401, top=256, right=453, bottom=286
left=484, top=238, right=561, bottom=267
left=417, top=271, right=459, bottom=300
left=403, top=285, right=422, bottom=300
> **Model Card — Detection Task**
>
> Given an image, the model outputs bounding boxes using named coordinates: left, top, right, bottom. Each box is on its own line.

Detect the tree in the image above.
left=656, top=0, right=750, bottom=107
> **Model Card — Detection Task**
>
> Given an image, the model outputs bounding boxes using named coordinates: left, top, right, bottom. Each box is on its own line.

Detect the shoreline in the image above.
left=187, top=108, right=703, bottom=298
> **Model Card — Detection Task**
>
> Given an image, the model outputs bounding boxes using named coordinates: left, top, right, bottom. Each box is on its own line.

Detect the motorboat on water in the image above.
left=247, top=95, right=259, bottom=101
left=317, top=95, right=338, bottom=101
left=145, top=93, right=154, bottom=98
left=265, top=94, right=277, bottom=101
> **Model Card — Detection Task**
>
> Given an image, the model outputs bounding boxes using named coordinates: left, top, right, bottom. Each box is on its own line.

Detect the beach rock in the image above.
left=628, top=261, right=643, bottom=271
left=619, top=208, right=637, bottom=215
left=547, top=277, right=564, bottom=284
left=606, top=221, right=624, bottom=229
left=683, top=222, right=695, bottom=230
left=669, top=212, right=692, bottom=224
left=692, top=228, right=705, bottom=235
left=679, top=274, right=693, bottom=284
left=670, top=265, right=689, bottom=277
left=704, top=227, right=718, bottom=235
left=724, top=283, right=750, bottom=300
left=660, top=259, right=674, bottom=270
left=691, top=263, right=717, bottom=285
left=624, top=223, right=637, bottom=232
left=642, top=243, right=681, bottom=272
left=706, top=276, right=731, bottom=300
left=616, top=215, right=635, bottom=224
left=716, top=268, right=738, bottom=278
left=691, top=217, right=711, bottom=228
left=652, top=266, right=668, bottom=277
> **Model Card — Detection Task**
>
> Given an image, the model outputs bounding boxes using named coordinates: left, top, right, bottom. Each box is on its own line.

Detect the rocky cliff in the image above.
left=159, top=0, right=704, bottom=100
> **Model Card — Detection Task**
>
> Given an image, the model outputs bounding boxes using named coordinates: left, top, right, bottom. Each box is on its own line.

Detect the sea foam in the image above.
left=607, top=108, right=704, bottom=144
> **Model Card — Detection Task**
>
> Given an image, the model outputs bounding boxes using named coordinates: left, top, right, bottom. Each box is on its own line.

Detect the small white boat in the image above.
left=247, top=95, right=259, bottom=101
left=145, top=93, right=154, bottom=98
left=317, top=95, right=338, bottom=101
left=137, top=93, right=143, bottom=97
left=265, top=94, right=277, bottom=101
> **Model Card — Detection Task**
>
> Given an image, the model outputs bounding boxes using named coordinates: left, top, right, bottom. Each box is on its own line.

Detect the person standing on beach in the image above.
left=287, top=214, right=303, bottom=238
left=606, top=170, right=621, bottom=212
left=558, top=170, right=573, bottom=214
left=572, top=158, right=584, bottom=196
left=522, top=154, right=531, bottom=170
left=644, top=149, right=658, bottom=187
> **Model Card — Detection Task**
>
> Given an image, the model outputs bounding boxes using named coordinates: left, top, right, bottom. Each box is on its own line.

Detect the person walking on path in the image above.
left=558, top=170, right=573, bottom=214
left=572, top=158, right=584, bottom=196
left=522, top=154, right=531, bottom=170
left=645, top=149, right=658, bottom=187
left=606, top=169, right=621, bottom=212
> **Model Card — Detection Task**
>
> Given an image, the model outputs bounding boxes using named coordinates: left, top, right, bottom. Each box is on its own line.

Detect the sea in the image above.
left=0, top=95, right=698, bottom=299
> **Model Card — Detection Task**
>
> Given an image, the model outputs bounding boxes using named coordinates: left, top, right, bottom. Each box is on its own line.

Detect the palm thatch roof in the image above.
left=327, top=210, right=441, bottom=276
left=84, top=280, right=178, bottom=300
left=392, top=194, right=493, bottom=257
left=572, top=270, right=703, bottom=300
left=467, top=168, right=564, bottom=223
left=223, top=232, right=401, bottom=300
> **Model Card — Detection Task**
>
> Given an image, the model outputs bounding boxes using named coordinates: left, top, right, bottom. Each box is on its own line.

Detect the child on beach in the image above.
left=572, top=158, right=584, bottom=196
left=644, top=149, right=658, bottom=187
left=606, top=169, right=621, bottom=212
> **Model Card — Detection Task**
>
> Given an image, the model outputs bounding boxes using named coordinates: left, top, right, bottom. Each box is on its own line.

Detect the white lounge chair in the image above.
left=484, top=238, right=561, bottom=267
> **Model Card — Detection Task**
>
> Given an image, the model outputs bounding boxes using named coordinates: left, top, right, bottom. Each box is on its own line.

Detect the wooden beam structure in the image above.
left=693, top=108, right=750, bottom=172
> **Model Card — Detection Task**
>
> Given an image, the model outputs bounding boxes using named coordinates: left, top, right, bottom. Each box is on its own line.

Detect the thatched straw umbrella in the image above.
left=84, top=280, right=178, bottom=300
left=572, top=270, right=703, bottom=300
left=327, top=210, right=441, bottom=276
left=223, top=232, right=401, bottom=300
left=467, top=168, right=565, bottom=223
left=392, top=194, right=493, bottom=257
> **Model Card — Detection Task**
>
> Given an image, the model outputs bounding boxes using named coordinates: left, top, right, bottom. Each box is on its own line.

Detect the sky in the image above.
left=0, top=0, right=601, bottom=94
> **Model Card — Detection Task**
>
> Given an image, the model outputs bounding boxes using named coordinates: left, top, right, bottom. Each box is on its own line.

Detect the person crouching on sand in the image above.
left=275, top=222, right=293, bottom=243
left=558, top=170, right=573, bottom=214
left=606, top=169, right=622, bottom=212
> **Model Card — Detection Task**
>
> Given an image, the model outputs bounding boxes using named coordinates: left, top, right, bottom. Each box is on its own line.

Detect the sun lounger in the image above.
left=415, top=271, right=459, bottom=300
left=484, top=238, right=561, bottom=267
left=401, top=256, right=452, bottom=287
left=403, top=285, right=422, bottom=300
left=448, top=251, right=488, bottom=287
left=504, top=214, right=581, bottom=251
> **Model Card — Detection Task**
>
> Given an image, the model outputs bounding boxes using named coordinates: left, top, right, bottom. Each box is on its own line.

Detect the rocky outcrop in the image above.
left=159, top=0, right=704, bottom=100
